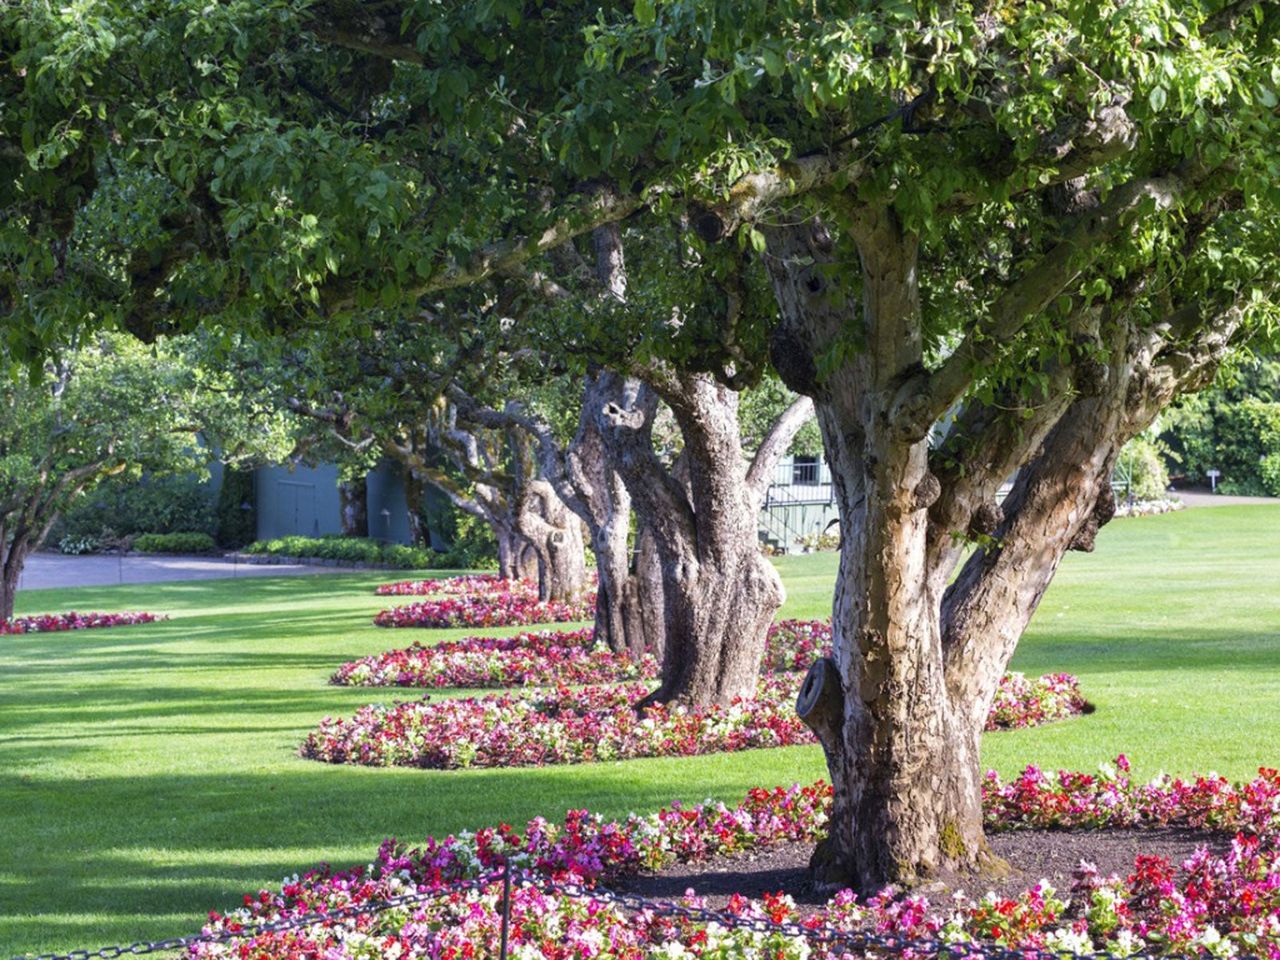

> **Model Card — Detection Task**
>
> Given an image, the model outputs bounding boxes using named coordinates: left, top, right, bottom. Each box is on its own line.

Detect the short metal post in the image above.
left=498, top=861, right=512, bottom=960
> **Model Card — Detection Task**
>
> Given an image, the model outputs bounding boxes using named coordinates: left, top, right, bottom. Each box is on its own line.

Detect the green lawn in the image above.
left=3, top=505, right=1279, bottom=954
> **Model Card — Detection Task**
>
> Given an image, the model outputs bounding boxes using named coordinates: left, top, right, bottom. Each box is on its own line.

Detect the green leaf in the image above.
left=761, top=48, right=784, bottom=78
left=633, top=0, right=655, bottom=27
left=1149, top=86, right=1168, bottom=113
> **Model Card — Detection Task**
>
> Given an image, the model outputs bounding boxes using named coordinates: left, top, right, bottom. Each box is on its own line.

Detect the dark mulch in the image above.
left=614, top=828, right=1233, bottom=910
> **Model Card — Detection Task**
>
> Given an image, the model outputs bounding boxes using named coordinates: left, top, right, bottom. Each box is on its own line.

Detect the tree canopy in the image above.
left=4, top=1, right=1277, bottom=362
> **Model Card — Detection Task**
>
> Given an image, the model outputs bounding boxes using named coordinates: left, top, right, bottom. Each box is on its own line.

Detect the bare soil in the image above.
left=615, top=828, right=1232, bottom=909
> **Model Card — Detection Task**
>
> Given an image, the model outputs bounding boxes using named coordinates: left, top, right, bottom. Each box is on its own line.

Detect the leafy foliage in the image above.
left=1162, top=359, right=1280, bottom=496
left=1115, top=434, right=1172, bottom=502
left=132, top=531, right=218, bottom=554
left=214, top=467, right=256, bottom=548
left=0, top=336, right=208, bottom=555
left=57, top=473, right=216, bottom=546
left=241, top=535, right=444, bottom=569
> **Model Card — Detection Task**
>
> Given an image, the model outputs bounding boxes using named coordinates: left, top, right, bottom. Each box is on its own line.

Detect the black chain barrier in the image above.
left=13, top=863, right=1257, bottom=960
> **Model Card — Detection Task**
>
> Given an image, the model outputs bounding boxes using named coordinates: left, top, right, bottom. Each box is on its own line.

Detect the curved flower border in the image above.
left=374, top=590, right=598, bottom=628
left=302, top=671, right=1087, bottom=770
left=0, top=611, right=166, bottom=635
left=334, top=620, right=831, bottom=689
left=331, top=628, right=659, bottom=688
left=374, top=574, right=535, bottom=598
left=193, top=759, right=1280, bottom=959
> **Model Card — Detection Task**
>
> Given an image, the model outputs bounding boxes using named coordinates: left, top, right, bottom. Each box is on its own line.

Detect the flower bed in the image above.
left=332, top=619, right=826, bottom=689
left=374, top=574, right=536, bottom=598
left=192, top=761, right=1280, bottom=959
left=302, top=671, right=1086, bottom=770
left=0, top=611, right=165, bottom=635
left=374, top=589, right=598, bottom=628
left=762, top=618, right=830, bottom=672
left=330, top=628, right=658, bottom=688
left=330, top=622, right=1087, bottom=740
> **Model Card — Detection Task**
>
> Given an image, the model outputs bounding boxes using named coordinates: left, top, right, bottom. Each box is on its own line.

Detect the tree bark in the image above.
left=763, top=208, right=1251, bottom=892
left=0, top=552, right=21, bottom=622
left=493, top=520, right=537, bottom=582
left=596, top=370, right=805, bottom=705
left=338, top=477, right=369, bottom=538
left=565, top=371, right=664, bottom=654
left=401, top=468, right=433, bottom=548
left=516, top=478, right=588, bottom=603
left=0, top=530, right=32, bottom=622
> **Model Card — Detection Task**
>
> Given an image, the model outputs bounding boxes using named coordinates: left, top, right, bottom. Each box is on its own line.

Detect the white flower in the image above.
left=1045, top=927, right=1093, bottom=955
left=1196, top=925, right=1237, bottom=959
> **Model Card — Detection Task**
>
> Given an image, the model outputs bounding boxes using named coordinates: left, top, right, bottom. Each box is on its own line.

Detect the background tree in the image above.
left=0, top=334, right=268, bottom=619
left=456, top=221, right=816, bottom=698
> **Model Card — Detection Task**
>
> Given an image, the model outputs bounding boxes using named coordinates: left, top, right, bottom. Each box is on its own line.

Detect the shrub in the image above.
left=1162, top=359, right=1280, bottom=495
left=380, top=543, right=437, bottom=568
left=796, top=530, right=840, bottom=551
left=432, top=511, right=497, bottom=568
left=242, top=535, right=440, bottom=569
left=57, top=473, right=215, bottom=543
left=133, top=531, right=218, bottom=554
left=1115, top=433, right=1170, bottom=501
left=57, top=534, right=100, bottom=555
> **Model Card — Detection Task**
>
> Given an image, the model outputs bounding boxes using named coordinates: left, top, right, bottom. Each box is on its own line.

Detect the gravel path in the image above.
left=1171, top=490, right=1280, bottom=508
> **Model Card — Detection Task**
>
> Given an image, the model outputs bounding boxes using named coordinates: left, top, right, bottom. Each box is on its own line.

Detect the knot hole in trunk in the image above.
left=796, top=656, right=843, bottom=755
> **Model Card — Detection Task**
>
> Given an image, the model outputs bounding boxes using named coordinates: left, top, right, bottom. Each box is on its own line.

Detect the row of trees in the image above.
left=5, top=0, right=1279, bottom=891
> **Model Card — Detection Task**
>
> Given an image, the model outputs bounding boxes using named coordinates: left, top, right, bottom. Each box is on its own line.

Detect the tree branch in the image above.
left=746, top=394, right=816, bottom=506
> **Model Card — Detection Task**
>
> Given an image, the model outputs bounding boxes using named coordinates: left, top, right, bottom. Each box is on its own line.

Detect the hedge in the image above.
left=132, top=531, right=219, bottom=554
left=241, top=535, right=443, bottom=569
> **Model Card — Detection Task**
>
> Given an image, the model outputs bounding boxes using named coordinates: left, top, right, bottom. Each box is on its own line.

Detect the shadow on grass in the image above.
left=0, top=752, right=823, bottom=950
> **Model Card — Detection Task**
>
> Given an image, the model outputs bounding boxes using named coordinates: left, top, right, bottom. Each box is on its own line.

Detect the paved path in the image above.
left=1172, top=490, right=1280, bottom=508
left=17, top=553, right=362, bottom=591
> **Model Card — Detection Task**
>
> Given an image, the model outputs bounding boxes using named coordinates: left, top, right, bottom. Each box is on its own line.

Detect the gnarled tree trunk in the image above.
left=766, top=210, right=1250, bottom=892
left=401, top=468, right=434, bottom=548
left=566, top=370, right=664, bottom=655
left=492, top=517, right=537, bottom=582
left=338, top=477, right=369, bottom=538
left=516, top=478, right=588, bottom=603
left=596, top=370, right=809, bottom=705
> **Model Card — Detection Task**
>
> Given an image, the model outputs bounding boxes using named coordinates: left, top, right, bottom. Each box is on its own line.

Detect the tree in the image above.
left=6, top=0, right=1278, bottom=890
left=0, top=336, right=225, bottom=619
left=216, top=320, right=581, bottom=589
left=447, top=221, right=816, bottom=694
